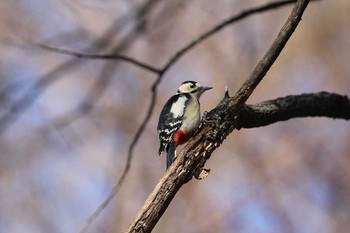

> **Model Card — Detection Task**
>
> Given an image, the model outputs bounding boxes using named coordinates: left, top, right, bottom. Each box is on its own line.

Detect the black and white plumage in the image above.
left=157, top=81, right=212, bottom=169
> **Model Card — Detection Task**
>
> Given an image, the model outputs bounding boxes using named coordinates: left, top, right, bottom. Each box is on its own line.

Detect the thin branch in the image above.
left=125, top=1, right=311, bottom=232
left=160, top=0, right=307, bottom=74
left=236, top=92, right=350, bottom=129
left=77, top=3, right=162, bottom=233
left=78, top=76, right=161, bottom=233
left=0, top=0, right=160, bottom=134
left=49, top=24, right=149, bottom=131
left=38, top=43, right=161, bottom=74
left=40, top=0, right=301, bottom=80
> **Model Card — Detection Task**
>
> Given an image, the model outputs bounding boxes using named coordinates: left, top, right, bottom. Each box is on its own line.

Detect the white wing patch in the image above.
left=170, top=96, right=187, bottom=118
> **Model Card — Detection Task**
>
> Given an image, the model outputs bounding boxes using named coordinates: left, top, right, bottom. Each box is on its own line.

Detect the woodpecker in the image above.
left=157, top=81, right=212, bottom=169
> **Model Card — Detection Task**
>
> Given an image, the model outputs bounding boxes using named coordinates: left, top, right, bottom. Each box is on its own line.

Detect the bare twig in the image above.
left=38, top=43, right=161, bottom=74
left=49, top=25, right=148, bottom=131
left=40, top=0, right=300, bottom=79
left=160, top=0, right=303, bottom=74
left=0, top=0, right=160, bottom=134
left=76, top=3, right=163, bottom=233
left=78, top=76, right=161, bottom=233
left=125, top=1, right=311, bottom=232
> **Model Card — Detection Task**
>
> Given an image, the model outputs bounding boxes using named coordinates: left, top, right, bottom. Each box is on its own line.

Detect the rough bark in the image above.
left=237, top=92, right=350, bottom=129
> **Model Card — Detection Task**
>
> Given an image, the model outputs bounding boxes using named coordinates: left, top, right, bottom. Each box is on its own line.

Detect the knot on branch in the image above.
left=194, top=167, right=211, bottom=180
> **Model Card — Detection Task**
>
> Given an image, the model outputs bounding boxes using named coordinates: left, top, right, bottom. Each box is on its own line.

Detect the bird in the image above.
left=157, top=80, right=212, bottom=169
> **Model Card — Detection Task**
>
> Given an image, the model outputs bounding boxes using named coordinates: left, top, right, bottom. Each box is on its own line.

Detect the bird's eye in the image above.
left=190, top=84, right=195, bottom=88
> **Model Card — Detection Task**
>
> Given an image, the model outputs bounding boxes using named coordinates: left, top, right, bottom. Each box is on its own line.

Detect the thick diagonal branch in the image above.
left=125, top=0, right=311, bottom=232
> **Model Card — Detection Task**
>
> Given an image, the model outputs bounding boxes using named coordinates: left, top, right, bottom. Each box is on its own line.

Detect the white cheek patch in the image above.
left=178, top=84, right=190, bottom=93
left=170, top=96, right=187, bottom=118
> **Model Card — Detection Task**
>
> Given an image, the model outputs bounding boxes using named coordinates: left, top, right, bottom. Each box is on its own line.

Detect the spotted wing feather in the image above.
left=157, top=94, right=188, bottom=155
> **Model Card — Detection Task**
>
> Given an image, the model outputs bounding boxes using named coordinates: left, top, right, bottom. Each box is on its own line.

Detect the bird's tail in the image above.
left=166, top=142, right=176, bottom=169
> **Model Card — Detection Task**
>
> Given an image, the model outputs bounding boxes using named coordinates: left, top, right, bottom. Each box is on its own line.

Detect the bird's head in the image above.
left=176, top=81, right=212, bottom=97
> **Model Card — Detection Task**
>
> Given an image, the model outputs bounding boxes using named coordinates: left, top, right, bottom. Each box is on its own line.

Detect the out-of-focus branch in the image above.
left=125, top=0, right=311, bottom=232
left=76, top=2, right=162, bottom=233
left=40, top=0, right=301, bottom=79
left=38, top=44, right=161, bottom=74
left=236, top=92, right=350, bottom=129
left=0, top=0, right=160, bottom=134
left=160, top=0, right=306, bottom=74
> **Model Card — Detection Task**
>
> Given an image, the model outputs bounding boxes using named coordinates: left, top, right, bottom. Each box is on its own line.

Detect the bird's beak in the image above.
left=199, top=86, right=213, bottom=93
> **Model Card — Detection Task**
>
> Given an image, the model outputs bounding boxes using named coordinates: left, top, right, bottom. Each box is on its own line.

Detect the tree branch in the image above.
left=38, top=43, right=161, bottom=74
left=38, top=0, right=302, bottom=78
left=160, top=0, right=308, bottom=74
left=125, top=0, right=311, bottom=232
left=236, top=92, right=350, bottom=129
left=0, top=0, right=160, bottom=134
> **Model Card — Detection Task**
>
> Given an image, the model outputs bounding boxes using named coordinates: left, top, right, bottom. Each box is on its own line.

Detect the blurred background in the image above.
left=0, top=0, right=349, bottom=233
